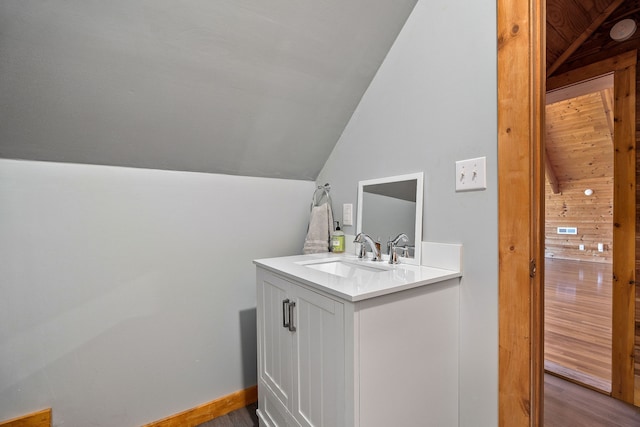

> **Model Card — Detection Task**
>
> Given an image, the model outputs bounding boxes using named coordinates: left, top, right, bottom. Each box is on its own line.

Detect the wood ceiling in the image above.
left=545, top=88, right=614, bottom=194
left=547, top=0, right=640, bottom=76
left=544, top=0, right=639, bottom=193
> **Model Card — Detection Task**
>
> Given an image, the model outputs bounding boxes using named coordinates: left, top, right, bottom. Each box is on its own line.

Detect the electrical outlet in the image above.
left=455, top=157, right=487, bottom=192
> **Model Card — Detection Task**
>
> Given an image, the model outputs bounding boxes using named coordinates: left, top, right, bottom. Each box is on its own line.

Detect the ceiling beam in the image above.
left=544, top=149, right=560, bottom=194
left=546, top=0, right=625, bottom=77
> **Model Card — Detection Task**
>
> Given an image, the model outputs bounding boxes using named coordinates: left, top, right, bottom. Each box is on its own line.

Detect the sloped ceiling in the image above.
left=548, top=0, right=640, bottom=76
left=0, top=0, right=417, bottom=180
left=545, top=88, right=614, bottom=193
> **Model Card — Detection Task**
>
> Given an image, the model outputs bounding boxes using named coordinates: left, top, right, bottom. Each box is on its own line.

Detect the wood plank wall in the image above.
left=545, top=178, right=613, bottom=263
left=555, top=49, right=639, bottom=391
left=636, top=61, right=640, bottom=386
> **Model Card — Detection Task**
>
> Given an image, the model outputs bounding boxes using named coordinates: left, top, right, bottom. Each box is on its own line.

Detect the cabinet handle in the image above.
left=288, top=301, right=296, bottom=332
left=282, top=299, right=290, bottom=328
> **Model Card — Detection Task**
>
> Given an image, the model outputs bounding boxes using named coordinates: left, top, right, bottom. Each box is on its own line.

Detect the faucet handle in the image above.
left=387, top=233, right=410, bottom=264
left=399, top=245, right=411, bottom=257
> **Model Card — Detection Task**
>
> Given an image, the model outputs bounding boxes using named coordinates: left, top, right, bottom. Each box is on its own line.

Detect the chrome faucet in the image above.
left=387, top=233, right=409, bottom=264
left=354, top=233, right=382, bottom=261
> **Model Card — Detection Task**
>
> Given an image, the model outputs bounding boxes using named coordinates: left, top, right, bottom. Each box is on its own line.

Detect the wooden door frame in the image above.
left=546, top=50, right=637, bottom=403
left=498, top=1, right=638, bottom=424
left=497, top=0, right=545, bottom=425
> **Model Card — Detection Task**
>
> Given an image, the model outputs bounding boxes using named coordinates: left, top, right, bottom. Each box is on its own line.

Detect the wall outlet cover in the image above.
left=343, top=203, right=353, bottom=226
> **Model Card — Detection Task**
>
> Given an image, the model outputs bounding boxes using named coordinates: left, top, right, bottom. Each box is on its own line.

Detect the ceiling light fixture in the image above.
left=610, top=18, right=637, bottom=42
left=584, top=189, right=594, bottom=196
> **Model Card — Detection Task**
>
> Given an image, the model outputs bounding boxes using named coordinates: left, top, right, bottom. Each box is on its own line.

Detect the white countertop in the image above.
left=254, top=252, right=462, bottom=302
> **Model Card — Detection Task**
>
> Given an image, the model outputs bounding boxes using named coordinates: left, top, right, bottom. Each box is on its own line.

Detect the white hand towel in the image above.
left=303, top=202, right=334, bottom=254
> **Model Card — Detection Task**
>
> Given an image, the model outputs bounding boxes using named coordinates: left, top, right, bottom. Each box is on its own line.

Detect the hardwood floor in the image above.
left=545, top=374, right=640, bottom=426
left=196, top=382, right=640, bottom=427
left=544, top=257, right=612, bottom=392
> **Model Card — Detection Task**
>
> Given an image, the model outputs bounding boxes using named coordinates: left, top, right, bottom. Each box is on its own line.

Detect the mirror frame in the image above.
left=356, top=172, right=424, bottom=265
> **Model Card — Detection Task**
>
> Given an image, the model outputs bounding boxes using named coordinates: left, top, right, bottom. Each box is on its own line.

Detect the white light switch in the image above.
left=455, top=157, right=487, bottom=192
left=343, top=203, right=353, bottom=226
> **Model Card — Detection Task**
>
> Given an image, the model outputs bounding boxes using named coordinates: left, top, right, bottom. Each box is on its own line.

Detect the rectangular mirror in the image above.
left=356, top=172, right=423, bottom=265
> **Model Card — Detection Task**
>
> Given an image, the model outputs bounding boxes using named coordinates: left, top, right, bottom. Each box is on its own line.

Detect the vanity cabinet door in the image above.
left=257, top=272, right=295, bottom=412
left=290, top=285, right=345, bottom=427
left=257, top=269, right=346, bottom=427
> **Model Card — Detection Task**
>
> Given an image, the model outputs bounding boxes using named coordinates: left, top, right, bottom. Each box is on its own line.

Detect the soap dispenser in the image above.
left=331, top=221, right=345, bottom=253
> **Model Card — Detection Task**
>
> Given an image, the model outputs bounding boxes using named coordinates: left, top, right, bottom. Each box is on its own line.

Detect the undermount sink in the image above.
left=299, top=258, right=388, bottom=279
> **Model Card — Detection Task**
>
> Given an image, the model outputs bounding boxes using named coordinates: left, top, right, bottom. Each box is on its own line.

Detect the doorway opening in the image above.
left=544, top=75, right=614, bottom=394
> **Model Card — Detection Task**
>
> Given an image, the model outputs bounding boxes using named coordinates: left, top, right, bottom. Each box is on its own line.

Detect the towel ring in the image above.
left=311, top=183, right=332, bottom=210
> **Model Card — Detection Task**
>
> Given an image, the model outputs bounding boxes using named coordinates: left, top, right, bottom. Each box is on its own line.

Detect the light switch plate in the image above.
left=455, top=157, right=487, bottom=192
left=343, top=203, right=353, bottom=226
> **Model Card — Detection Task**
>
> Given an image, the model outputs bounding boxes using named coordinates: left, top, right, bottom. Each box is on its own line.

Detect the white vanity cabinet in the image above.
left=256, top=257, right=460, bottom=427
left=257, top=268, right=346, bottom=427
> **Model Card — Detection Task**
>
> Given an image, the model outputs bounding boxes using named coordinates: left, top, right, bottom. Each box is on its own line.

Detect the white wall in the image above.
left=0, top=159, right=314, bottom=426
left=317, top=0, right=498, bottom=425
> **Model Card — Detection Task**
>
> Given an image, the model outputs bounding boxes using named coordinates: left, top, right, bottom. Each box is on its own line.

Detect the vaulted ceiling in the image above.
left=1, top=1, right=638, bottom=182
left=548, top=0, right=640, bottom=76
left=545, top=86, right=614, bottom=194
left=0, top=0, right=417, bottom=180
left=545, top=0, right=639, bottom=193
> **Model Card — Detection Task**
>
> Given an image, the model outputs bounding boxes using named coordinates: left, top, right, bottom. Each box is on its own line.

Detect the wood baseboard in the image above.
left=143, top=385, right=258, bottom=427
left=0, top=409, right=51, bottom=427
